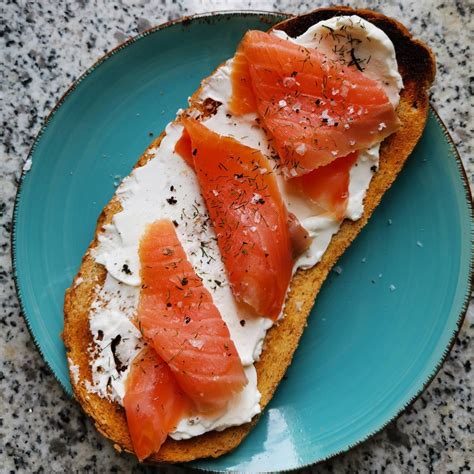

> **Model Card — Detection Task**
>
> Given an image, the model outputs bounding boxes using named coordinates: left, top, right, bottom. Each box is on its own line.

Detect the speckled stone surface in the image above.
left=1, top=1, right=472, bottom=472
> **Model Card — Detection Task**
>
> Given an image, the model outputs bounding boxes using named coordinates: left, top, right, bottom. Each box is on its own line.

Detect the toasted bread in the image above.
left=63, top=6, right=435, bottom=463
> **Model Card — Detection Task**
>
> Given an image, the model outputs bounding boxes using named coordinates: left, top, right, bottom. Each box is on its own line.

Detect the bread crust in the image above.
left=63, top=6, right=435, bottom=463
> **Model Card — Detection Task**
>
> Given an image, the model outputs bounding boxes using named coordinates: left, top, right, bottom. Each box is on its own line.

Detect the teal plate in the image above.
left=12, top=11, right=473, bottom=472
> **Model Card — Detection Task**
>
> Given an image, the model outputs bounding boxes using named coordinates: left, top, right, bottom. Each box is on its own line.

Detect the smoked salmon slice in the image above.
left=293, top=152, right=359, bottom=220
left=123, top=347, right=190, bottom=461
left=229, top=46, right=257, bottom=115
left=175, top=126, right=311, bottom=259
left=231, top=30, right=399, bottom=177
left=137, top=219, right=247, bottom=412
left=287, top=211, right=311, bottom=258
left=174, top=127, right=194, bottom=169
left=181, top=117, right=294, bottom=320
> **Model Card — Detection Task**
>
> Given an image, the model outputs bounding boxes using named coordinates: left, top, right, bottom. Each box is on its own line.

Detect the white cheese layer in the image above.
left=86, top=15, right=402, bottom=440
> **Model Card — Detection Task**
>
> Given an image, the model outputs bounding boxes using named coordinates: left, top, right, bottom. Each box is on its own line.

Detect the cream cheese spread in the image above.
left=84, top=15, right=402, bottom=439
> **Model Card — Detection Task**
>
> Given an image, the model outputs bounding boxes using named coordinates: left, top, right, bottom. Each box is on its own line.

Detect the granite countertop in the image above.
left=1, top=0, right=472, bottom=472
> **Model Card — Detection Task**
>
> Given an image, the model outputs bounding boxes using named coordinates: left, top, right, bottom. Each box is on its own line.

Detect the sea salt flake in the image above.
left=189, top=339, right=204, bottom=349
left=295, top=143, right=307, bottom=155
left=283, top=77, right=298, bottom=88
left=321, top=109, right=334, bottom=125
left=278, top=99, right=287, bottom=108
left=292, top=102, right=302, bottom=112
left=251, top=193, right=262, bottom=204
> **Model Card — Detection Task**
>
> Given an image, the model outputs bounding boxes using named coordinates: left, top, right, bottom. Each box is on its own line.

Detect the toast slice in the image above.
left=63, top=6, right=435, bottom=463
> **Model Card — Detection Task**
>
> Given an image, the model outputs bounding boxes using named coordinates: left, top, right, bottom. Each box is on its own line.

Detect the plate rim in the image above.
left=10, top=10, right=474, bottom=471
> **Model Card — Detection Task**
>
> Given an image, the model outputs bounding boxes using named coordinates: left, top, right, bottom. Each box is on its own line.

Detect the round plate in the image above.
left=12, top=11, right=473, bottom=472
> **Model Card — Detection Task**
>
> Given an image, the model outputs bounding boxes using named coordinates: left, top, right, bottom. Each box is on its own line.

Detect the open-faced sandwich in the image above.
left=64, top=6, right=435, bottom=463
